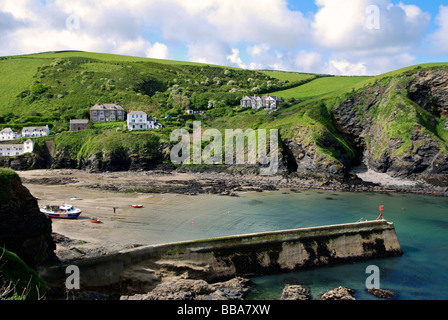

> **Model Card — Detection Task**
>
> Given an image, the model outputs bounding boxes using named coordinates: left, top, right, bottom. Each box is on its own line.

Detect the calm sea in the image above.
left=111, top=189, right=448, bottom=300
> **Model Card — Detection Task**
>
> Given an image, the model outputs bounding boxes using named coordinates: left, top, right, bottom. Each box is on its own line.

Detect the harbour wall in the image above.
left=40, top=220, right=402, bottom=295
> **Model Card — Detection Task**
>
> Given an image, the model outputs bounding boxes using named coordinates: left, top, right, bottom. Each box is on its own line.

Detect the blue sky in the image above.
left=1, top=0, right=447, bottom=75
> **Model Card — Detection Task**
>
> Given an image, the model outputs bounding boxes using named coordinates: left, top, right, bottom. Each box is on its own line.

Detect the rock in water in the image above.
left=321, top=286, right=355, bottom=300
left=367, top=288, right=396, bottom=299
left=280, top=285, right=311, bottom=300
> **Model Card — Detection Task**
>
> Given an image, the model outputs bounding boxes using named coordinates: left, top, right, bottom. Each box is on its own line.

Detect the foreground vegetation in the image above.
left=0, top=247, right=48, bottom=300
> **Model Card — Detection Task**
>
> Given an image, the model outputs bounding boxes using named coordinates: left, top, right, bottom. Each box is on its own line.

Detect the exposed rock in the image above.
left=367, top=288, right=396, bottom=299
left=280, top=285, right=310, bottom=300
left=407, top=69, right=448, bottom=118
left=0, top=169, right=56, bottom=268
left=120, top=277, right=253, bottom=300
left=332, top=69, right=448, bottom=182
left=321, top=286, right=356, bottom=300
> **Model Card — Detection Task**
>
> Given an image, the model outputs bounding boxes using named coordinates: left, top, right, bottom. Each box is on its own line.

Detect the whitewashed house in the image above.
left=0, top=139, right=35, bottom=157
left=0, top=128, right=20, bottom=141
left=21, top=125, right=50, bottom=138
left=127, top=111, right=162, bottom=130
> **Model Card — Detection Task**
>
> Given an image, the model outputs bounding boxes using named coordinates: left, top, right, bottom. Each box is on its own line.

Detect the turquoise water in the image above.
left=114, top=189, right=448, bottom=300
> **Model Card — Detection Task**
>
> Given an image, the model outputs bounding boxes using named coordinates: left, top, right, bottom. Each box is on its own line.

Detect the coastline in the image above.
left=14, top=168, right=447, bottom=300
left=16, top=168, right=446, bottom=261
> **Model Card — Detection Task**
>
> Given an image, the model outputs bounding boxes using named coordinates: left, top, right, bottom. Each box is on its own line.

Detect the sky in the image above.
left=0, top=0, right=447, bottom=76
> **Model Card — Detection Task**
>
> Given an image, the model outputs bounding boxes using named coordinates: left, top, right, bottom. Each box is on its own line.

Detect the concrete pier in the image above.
left=40, top=220, right=402, bottom=295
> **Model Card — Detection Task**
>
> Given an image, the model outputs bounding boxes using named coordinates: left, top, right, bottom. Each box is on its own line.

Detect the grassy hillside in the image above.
left=0, top=51, right=447, bottom=173
left=269, top=76, right=371, bottom=100
left=0, top=51, right=290, bottom=129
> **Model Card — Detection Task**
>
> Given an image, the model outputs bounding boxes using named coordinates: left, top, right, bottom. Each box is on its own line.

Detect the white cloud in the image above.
left=430, top=5, right=448, bottom=54
left=227, top=48, right=246, bottom=69
left=247, top=44, right=271, bottom=57
left=187, top=41, right=230, bottom=66
left=293, top=51, right=323, bottom=73
left=312, top=0, right=431, bottom=52
left=145, top=42, right=171, bottom=60
left=323, top=52, right=417, bottom=76
left=0, top=0, right=438, bottom=76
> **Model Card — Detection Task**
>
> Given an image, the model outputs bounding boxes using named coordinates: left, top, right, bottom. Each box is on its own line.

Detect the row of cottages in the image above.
left=0, top=125, right=50, bottom=141
left=0, top=139, right=34, bottom=157
left=127, top=111, right=162, bottom=130
left=240, top=95, right=282, bottom=110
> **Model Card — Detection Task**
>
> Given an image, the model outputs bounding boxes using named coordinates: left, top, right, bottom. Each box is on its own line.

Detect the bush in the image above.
left=0, top=247, right=48, bottom=300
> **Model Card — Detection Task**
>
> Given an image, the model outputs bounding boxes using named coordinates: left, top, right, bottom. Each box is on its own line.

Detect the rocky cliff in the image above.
left=0, top=168, right=56, bottom=268
left=283, top=68, right=448, bottom=188
left=331, top=69, right=447, bottom=183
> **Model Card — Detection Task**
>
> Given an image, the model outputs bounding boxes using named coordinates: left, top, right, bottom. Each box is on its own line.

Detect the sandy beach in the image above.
left=18, top=169, right=205, bottom=258
left=16, top=168, right=443, bottom=261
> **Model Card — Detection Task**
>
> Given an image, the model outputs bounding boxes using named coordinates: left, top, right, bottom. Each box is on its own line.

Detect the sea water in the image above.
left=109, top=189, right=448, bottom=300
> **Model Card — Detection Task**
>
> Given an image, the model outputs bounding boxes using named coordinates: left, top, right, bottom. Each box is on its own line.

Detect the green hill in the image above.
left=0, top=51, right=447, bottom=180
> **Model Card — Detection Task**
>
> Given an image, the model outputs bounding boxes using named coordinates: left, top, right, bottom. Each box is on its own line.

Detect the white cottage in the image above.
left=0, top=139, right=35, bottom=157
left=21, top=125, right=50, bottom=138
left=0, top=128, right=20, bottom=141
left=127, top=111, right=162, bottom=130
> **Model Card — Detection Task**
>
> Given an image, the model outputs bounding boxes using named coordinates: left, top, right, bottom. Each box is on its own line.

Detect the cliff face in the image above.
left=326, top=69, right=448, bottom=184
left=0, top=169, right=56, bottom=268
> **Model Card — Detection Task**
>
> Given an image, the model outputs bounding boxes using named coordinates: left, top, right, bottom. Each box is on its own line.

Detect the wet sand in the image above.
left=18, top=169, right=202, bottom=255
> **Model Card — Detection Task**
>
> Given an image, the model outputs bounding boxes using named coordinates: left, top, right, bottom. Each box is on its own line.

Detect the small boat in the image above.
left=130, top=204, right=143, bottom=208
left=70, top=197, right=82, bottom=200
left=89, top=217, right=101, bottom=223
left=40, top=204, right=82, bottom=219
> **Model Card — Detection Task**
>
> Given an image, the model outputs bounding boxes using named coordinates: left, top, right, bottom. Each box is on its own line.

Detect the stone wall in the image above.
left=40, top=220, right=402, bottom=295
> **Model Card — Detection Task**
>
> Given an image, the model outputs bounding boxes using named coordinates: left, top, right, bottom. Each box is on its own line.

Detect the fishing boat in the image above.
left=130, top=204, right=143, bottom=208
left=40, top=204, right=82, bottom=219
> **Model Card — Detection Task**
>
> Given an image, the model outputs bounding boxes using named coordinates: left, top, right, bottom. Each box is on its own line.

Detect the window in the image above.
left=92, top=111, right=97, bottom=115
left=117, top=111, right=122, bottom=115
left=100, top=111, right=104, bottom=115
left=92, top=117, right=97, bottom=121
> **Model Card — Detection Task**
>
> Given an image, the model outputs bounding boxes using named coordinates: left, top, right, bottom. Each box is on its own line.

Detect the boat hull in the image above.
left=41, top=211, right=82, bottom=219
left=40, top=204, right=82, bottom=219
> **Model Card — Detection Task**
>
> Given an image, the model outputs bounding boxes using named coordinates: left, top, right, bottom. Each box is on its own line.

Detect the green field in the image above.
left=0, top=57, right=48, bottom=108
left=271, top=76, right=371, bottom=100
left=260, top=70, right=317, bottom=83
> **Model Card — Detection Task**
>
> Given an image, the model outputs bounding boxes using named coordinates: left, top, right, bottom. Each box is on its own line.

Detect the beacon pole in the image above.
left=376, top=205, right=385, bottom=220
